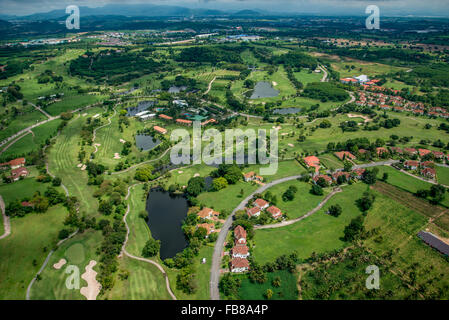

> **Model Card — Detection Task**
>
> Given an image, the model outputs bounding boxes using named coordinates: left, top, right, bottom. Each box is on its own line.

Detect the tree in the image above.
left=362, top=169, right=377, bottom=185
left=265, top=289, right=273, bottom=300
left=212, top=177, right=228, bottom=191
left=343, top=161, right=353, bottom=172
left=219, top=273, right=241, bottom=298
left=186, top=176, right=205, bottom=197
left=194, top=227, right=208, bottom=239
left=310, top=184, right=323, bottom=196
left=52, top=177, right=62, bottom=186
left=142, top=238, right=161, bottom=257
left=429, top=185, right=446, bottom=204
left=328, top=204, right=342, bottom=217
left=356, top=191, right=376, bottom=212
left=343, top=216, right=365, bottom=242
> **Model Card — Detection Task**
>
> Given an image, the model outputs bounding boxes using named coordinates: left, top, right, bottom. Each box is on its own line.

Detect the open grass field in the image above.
left=261, top=179, right=330, bottom=219
left=165, top=164, right=215, bottom=188
left=30, top=229, right=103, bottom=300
left=197, top=180, right=259, bottom=213
left=330, top=60, right=406, bottom=78
left=294, top=69, right=322, bottom=85
left=0, top=205, right=67, bottom=299
left=375, top=166, right=449, bottom=208
left=436, top=166, right=449, bottom=186
left=1, top=118, right=63, bottom=159
left=237, top=269, right=298, bottom=300
left=0, top=170, right=64, bottom=205
left=363, top=190, right=449, bottom=299
left=252, top=183, right=368, bottom=264
left=0, top=109, right=46, bottom=142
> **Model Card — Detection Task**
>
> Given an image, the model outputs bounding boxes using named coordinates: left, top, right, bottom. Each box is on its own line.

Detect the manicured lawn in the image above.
left=30, top=229, right=103, bottom=300
left=252, top=183, right=368, bottom=264
left=197, top=181, right=259, bottom=213
left=1, top=119, right=63, bottom=159
left=261, top=179, right=329, bottom=219
left=0, top=176, right=61, bottom=206
left=105, top=255, right=172, bottom=300
left=0, top=205, right=67, bottom=299
left=0, top=110, right=46, bottom=142
left=237, top=270, right=298, bottom=300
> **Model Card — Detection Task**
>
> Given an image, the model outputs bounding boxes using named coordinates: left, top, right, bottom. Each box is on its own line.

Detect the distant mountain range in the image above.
left=0, top=4, right=266, bottom=21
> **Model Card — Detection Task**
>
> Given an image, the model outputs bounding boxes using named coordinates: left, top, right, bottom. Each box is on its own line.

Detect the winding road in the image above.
left=209, top=159, right=400, bottom=300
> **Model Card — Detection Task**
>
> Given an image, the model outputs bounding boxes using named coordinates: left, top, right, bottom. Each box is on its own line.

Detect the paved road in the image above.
left=30, top=102, right=53, bottom=119
left=255, top=187, right=342, bottom=230
left=0, top=195, right=10, bottom=240
left=209, top=159, right=400, bottom=300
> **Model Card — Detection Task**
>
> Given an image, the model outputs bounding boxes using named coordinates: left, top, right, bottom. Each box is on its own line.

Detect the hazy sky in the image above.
left=1, top=0, right=448, bottom=16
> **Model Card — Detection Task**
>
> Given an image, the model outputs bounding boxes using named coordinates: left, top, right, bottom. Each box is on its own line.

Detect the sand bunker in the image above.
left=92, top=114, right=100, bottom=119
left=119, top=139, right=126, bottom=144
left=80, top=260, right=101, bottom=300
left=82, top=113, right=88, bottom=117
left=347, top=113, right=372, bottom=123
left=288, top=143, right=294, bottom=147
left=272, top=126, right=282, bottom=130
left=53, top=258, right=67, bottom=270
left=193, top=173, right=200, bottom=177
left=178, top=171, right=183, bottom=174
left=81, top=165, right=87, bottom=171
left=272, top=81, right=278, bottom=86
left=94, top=143, right=101, bottom=147
left=113, top=153, right=121, bottom=159
left=77, top=163, right=83, bottom=168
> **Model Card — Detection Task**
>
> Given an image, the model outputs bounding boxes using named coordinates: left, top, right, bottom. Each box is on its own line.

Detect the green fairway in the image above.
left=105, top=255, right=172, bottom=300
left=30, top=229, right=103, bottom=300
left=252, top=183, right=368, bottom=264
left=47, top=111, right=102, bottom=215
left=0, top=205, right=67, bottom=299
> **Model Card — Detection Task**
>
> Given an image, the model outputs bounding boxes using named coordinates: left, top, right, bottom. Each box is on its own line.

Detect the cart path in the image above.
left=119, top=183, right=177, bottom=300
left=0, top=195, right=10, bottom=240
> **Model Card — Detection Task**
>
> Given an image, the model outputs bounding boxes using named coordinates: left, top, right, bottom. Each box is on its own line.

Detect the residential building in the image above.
left=231, top=245, right=250, bottom=259
left=234, top=225, right=247, bottom=245
left=266, top=206, right=282, bottom=219
left=153, top=126, right=167, bottom=134
left=254, top=198, right=269, bottom=210
left=230, top=258, right=250, bottom=273
left=334, top=151, right=356, bottom=161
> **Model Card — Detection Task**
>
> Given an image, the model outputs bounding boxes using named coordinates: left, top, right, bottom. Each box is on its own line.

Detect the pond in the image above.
left=135, top=134, right=161, bottom=151
left=250, top=81, right=279, bottom=99
left=146, top=188, right=188, bottom=260
left=272, top=107, right=301, bottom=115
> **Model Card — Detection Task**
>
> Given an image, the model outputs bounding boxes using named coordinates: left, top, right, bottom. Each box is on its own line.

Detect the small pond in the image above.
left=135, top=134, right=161, bottom=151
left=126, top=100, right=156, bottom=117
left=272, top=107, right=302, bottom=115
left=249, top=81, right=279, bottom=99
left=146, top=188, right=188, bottom=260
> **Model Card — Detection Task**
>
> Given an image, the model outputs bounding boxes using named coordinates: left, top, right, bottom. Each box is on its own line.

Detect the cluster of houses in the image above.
left=243, top=171, right=264, bottom=184
left=404, top=160, right=437, bottom=179
left=246, top=198, right=283, bottom=220
left=348, top=83, right=449, bottom=119
left=0, top=157, right=29, bottom=182
left=230, top=225, right=250, bottom=273
left=195, top=207, right=225, bottom=237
